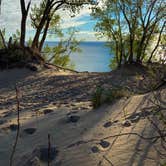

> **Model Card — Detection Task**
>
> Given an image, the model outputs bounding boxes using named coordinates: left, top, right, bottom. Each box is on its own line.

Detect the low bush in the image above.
left=92, top=86, right=103, bottom=108
left=92, top=86, right=131, bottom=108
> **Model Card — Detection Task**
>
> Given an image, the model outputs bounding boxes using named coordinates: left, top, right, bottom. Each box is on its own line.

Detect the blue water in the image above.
left=45, top=41, right=112, bottom=72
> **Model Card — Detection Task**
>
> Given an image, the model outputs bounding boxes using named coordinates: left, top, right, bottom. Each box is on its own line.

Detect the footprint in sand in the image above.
left=23, top=128, right=37, bottom=135
left=91, top=140, right=110, bottom=154
left=122, top=120, right=131, bottom=127
left=9, top=124, right=18, bottom=131
left=67, top=115, right=80, bottom=123
left=99, top=140, right=110, bottom=149
left=103, top=120, right=119, bottom=128
left=91, top=146, right=100, bottom=153
left=103, top=121, right=112, bottom=128
left=35, top=146, right=59, bottom=162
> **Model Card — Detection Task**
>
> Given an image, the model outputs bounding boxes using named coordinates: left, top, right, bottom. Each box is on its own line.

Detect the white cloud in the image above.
left=0, top=0, right=101, bottom=41
left=76, top=30, right=107, bottom=41
left=58, top=5, right=92, bottom=29
left=60, top=20, right=88, bottom=29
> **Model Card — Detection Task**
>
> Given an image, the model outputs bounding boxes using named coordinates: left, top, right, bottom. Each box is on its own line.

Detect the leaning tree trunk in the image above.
left=39, top=18, right=50, bottom=52
left=148, top=21, right=165, bottom=63
left=31, top=0, right=52, bottom=51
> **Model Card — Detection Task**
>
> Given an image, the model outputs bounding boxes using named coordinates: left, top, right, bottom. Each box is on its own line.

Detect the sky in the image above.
left=0, top=0, right=105, bottom=41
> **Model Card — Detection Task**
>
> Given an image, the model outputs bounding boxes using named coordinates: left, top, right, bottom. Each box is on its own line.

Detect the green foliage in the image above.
left=7, top=48, right=29, bottom=63
left=31, top=1, right=61, bottom=35
left=43, top=28, right=81, bottom=69
left=0, top=28, right=5, bottom=49
left=30, top=0, right=82, bottom=69
left=26, top=37, right=33, bottom=47
left=11, top=29, right=21, bottom=44
left=0, top=47, right=31, bottom=69
left=109, top=56, right=118, bottom=70
left=92, top=86, right=103, bottom=108
left=0, top=29, right=21, bottom=48
left=161, top=163, right=166, bottom=166
left=53, top=54, right=71, bottom=68
left=92, top=0, right=165, bottom=67
left=92, top=86, right=131, bottom=108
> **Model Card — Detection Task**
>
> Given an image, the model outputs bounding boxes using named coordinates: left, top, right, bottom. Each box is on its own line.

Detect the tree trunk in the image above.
left=39, top=19, right=50, bottom=52
left=128, top=35, right=134, bottom=63
left=31, top=1, right=51, bottom=51
left=20, top=0, right=31, bottom=47
left=20, top=15, right=26, bottom=47
left=148, top=21, right=165, bottom=63
left=136, top=33, right=146, bottom=63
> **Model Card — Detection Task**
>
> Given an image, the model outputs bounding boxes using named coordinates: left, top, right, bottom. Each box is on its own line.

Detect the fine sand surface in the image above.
left=0, top=68, right=165, bottom=166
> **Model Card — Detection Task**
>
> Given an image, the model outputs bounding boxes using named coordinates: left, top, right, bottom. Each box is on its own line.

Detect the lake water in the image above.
left=45, top=41, right=112, bottom=72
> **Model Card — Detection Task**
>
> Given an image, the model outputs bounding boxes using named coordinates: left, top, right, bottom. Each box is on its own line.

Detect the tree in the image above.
left=136, top=0, right=165, bottom=63
left=1, top=0, right=94, bottom=51
left=92, top=0, right=165, bottom=68
left=30, top=0, right=95, bottom=53
left=30, top=0, right=83, bottom=69
left=0, top=0, right=94, bottom=69
left=30, top=1, right=62, bottom=52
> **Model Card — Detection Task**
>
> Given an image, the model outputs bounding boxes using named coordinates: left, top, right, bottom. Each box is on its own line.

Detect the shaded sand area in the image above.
left=0, top=67, right=165, bottom=166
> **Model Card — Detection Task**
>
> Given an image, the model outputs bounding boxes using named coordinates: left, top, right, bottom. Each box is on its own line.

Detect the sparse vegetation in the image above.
left=0, top=0, right=165, bottom=165
left=92, top=0, right=165, bottom=68
left=43, top=28, right=81, bottom=69
left=0, top=0, right=94, bottom=70
left=92, top=86, right=131, bottom=108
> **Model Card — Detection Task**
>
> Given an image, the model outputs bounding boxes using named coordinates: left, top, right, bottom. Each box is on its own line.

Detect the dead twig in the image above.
left=103, top=155, right=114, bottom=166
left=9, top=85, right=21, bottom=166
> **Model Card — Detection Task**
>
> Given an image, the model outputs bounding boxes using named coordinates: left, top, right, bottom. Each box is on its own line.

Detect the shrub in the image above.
left=92, top=86, right=103, bottom=108
left=92, top=86, right=131, bottom=108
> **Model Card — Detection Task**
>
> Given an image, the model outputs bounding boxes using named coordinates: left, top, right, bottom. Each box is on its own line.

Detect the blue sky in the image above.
left=0, top=0, right=105, bottom=41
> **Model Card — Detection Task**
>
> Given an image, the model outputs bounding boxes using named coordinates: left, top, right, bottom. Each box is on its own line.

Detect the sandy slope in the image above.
left=0, top=68, right=165, bottom=166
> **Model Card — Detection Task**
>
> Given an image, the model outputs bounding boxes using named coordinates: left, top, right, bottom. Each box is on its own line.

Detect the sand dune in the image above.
left=0, top=68, right=165, bottom=166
